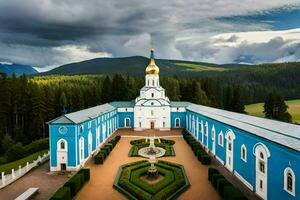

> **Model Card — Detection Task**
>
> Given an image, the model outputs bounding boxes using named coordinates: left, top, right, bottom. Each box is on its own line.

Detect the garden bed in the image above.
left=128, top=139, right=175, bottom=157
left=113, top=160, right=190, bottom=200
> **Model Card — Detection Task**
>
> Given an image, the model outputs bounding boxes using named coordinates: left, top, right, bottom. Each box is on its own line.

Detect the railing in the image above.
left=0, top=151, right=50, bottom=189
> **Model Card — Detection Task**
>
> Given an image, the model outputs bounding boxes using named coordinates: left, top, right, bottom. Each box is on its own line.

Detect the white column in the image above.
left=26, top=162, right=29, bottom=172
left=12, top=169, right=15, bottom=179
left=19, top=165, right=22, bottom=175
left=1, top=172, right=5, bottom=185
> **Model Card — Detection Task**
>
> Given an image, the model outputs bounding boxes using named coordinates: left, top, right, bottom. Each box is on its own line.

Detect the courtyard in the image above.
left=76, top=129, right=221, bottom=200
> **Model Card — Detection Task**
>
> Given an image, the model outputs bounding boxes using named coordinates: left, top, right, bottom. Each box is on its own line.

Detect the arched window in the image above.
left=241, top=144, right=247, bottom=162
left=151, top=93, right=154, bottom=98
left=284, top=167, right=296, bottom=196
left=218, top=132, right=223, bottom=146
left=60, top=141, right=65, bottom=150
left=175, top=118, right=180, bottom=128
left=211, top=127, right=215, bottom=140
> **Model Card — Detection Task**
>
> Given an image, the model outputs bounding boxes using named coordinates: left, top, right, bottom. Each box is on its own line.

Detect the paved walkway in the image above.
left=77, top=129, right=221, bottom=200
left=0, top=161, right=69, bottom=200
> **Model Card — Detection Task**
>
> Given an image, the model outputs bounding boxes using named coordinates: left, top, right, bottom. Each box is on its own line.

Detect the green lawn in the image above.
left=175, top=63, right=227, bottom=72
left=0, top=149, right=48, bottom=174
left=245, top=99, right=300, bottom=123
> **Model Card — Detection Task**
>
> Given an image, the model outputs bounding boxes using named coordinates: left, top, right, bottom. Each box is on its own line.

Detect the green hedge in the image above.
left=201, top=155, right=211, bottom=165
left=208, top=167, right=219, bottom=181
left=212, top=174, right=224, bottom=188
left=217, top=179, right=232, bottom=197
left=207, top=167, right=248, bottom=200
left=129, top=139, right=175, bottom=157
left=78, top=168, right=90, bottom=181
left=94, top=135, right=121, bottom=165
left=64, top=173, right=85, bottom=197
left=224, top=185, right=248, bottom=200
left=49, top=187, right=71, bottom=200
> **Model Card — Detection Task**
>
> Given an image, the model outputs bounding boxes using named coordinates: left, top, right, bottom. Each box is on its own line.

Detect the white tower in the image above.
left=134, top=48, right=171, bottom=131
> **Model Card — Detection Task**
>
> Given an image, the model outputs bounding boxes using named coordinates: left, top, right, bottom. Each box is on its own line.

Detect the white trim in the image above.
left=216, top=156, right=225, bottom=165
left=234, top=171, right=254, bottom=191
left=284, top=167, right=296, bottom=196
left=241, top=144, right=247, bottom=162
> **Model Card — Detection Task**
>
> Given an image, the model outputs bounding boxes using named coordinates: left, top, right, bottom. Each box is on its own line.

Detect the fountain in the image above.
left=138, top=136, right=166, bottom=178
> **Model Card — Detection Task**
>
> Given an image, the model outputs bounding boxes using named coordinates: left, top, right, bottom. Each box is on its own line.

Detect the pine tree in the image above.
left=263, top=93, right=292, bottom=123
left=59, top=91, right=68, bottom=114
left=101, top=76, right=112, bottom=103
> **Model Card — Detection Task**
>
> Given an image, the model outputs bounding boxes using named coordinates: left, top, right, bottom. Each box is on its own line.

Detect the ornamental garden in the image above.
left=50, top=129, right=248, bottom=200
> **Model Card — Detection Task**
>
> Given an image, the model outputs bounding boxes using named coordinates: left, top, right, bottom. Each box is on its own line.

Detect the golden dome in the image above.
left=145, top=48, right=159, bottom=74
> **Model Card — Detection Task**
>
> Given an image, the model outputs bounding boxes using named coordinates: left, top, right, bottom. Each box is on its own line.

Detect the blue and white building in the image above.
left=48, top=48, right=299, bottom=200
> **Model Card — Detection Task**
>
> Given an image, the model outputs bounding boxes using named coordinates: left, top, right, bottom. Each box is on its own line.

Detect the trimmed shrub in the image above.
left=208, top=168, right=219, bottom=181
left=224, top=185, right=248, bottom=200
left=50, top=187, right=71, bottom=200
left=106, top=143, right=114, bottom=151
left=94, top=154, right=104, bottom=164
left=78, top=168, right=90, bottom=181
left=101, top=147, right=110, bottom=155
left=217, top=178, right=232, bottom=197
left=64, top=173, right=85, bottom=197
left=212, top=174, right=225, bottom=188
left=201, top=155, right=211, bottom=165
left=24, top=138, right=49, bottom=155
left=5, top=142, right=26, bottom=162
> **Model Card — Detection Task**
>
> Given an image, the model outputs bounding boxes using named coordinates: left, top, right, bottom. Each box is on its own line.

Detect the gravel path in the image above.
left=0, top=161, right=69, bottom=200
left=76, top=129, right=221, bottom=200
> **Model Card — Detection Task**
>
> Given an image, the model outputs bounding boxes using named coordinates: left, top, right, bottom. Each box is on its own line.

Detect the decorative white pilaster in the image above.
left=19, top=165, right=22, bottom=175
left=12, top=169, right=15, bottom=179
left=1, top=172, right=5, bottom=185
left=26, top=162, right=29, bottom=172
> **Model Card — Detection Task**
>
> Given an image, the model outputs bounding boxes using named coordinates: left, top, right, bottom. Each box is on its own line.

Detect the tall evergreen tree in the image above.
left=264, top=93, right=292, bottom=123
left=101, top=76, right=112, bottom=103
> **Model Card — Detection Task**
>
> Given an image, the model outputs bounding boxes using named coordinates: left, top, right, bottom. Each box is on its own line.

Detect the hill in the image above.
left=42, top=56, right=246, bottom=76
left=245, top=99, right=300, bottom=124
left=0, top=63, right=38, bottom=76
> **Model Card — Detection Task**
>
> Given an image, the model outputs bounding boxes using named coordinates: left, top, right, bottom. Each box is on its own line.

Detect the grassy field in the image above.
left=0, top=149, right=48, bottom=174
left=245, top=99, right=300, bottom=124
left=175, top=63, right=227, bottom=72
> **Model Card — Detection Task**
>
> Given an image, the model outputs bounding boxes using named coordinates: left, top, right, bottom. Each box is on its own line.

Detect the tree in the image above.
left=101, top=76, right=112, bottom=103
left=2, top=133, right=14, bottom=152
left=59, top=91, right=68, bottom=114
left=230, top=87, right=245, bottom=113
left=263, top=93, right=292, bottom=123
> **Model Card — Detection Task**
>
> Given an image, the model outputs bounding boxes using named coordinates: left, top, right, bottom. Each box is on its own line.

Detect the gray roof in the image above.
left=171, top=101, right=191, bottom=107
left=187, top=104, right=300, bottom=152
left=49, top=103, right=115, bottom=124
left=110, top=101, right=135, bottom=108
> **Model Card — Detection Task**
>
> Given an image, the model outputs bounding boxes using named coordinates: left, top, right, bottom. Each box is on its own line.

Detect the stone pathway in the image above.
left=76, top=129, right=221, bottom=200
left=0, top=161, right=69, bottom=200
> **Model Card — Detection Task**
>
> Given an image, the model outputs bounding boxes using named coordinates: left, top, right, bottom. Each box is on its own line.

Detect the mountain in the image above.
left=43, top=56, right=247, bottom=76
left=0, top=63, right=38, bottom=76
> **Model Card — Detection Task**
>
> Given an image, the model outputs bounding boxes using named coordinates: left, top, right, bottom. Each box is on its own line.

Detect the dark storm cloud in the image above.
left=0, top=0, right=300, bottom=70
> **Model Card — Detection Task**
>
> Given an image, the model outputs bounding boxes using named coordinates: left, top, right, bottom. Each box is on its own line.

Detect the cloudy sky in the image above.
left=0, top=0, right=300, bottom=71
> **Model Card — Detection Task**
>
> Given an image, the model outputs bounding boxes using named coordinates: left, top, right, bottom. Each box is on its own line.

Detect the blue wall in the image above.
left=171, top=112, right=186, bottom=128
left=186, top=109, right=300, bottom=200
left=118, top=112, right=134, bottom=128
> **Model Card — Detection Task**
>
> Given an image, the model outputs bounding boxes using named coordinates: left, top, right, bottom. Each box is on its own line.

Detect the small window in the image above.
left=79, top=125, right=84, bottom=133
left=241, top=145, right=247, bottom=162
left=163, top=122, right=165, bottom=127
left=152, top=80, right=154, bottom=86
left=228, top=142, right=232, bottom=151
left=151, top=93, right=154, bottom=98
left=284, top=167, right=295, bottom=196
left=260, top=152, right=264, bottom=160
left=211, top=128, right=215, bottom=140
left=218, top=132, right=223, bottom=146
left=125, top=108, right=128, bottom=112
left=175, top=118, right=180, bottom=128
left=139, top=122, right=141, bottom=127
left=151, top=102, right=154, bottom=105
left=60, top=141, right=65, bottom=150
left=259, top=161, right=265, bottom=173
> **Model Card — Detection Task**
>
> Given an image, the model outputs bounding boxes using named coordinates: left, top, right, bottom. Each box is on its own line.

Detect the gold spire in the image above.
left=145, top=48, right=159, bottom=74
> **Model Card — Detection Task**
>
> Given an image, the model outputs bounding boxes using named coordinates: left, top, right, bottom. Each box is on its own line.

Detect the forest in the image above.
left=0, top=63, right=299, bottom=156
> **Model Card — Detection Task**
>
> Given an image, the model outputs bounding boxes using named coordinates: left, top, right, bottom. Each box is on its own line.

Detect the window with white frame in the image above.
left=175, top=118, right=180, bottom=128
left=241, top=144, right=247, bottom=162
left=60, top=141, right=65, bottom=150
left=79, top=125, right=84, bottom=133
left=218, top=132, right=224, bottom=146
left=284, top=167, right=295, bottom=196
